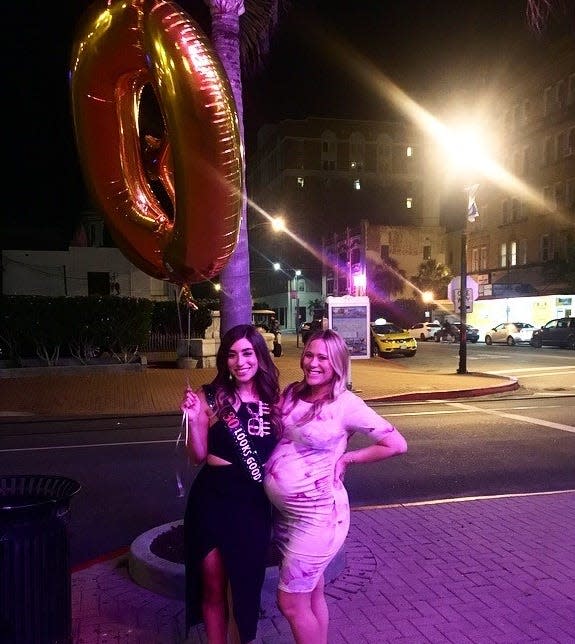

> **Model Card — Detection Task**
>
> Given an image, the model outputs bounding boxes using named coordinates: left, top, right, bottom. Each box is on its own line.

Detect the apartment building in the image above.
left=247, top=37, right=574, bottom=330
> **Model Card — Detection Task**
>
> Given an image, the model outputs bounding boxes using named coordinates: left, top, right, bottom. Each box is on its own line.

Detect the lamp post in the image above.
left=440, top=122, right=486, bottom=375
left=457, top=183, right=480, bottom=375
left=457, top=227, right=469, bottom=374
left=289, top=269, right=302, bottom=344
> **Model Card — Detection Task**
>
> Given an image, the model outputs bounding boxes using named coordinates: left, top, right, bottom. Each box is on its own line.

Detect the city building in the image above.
left=247, top=116, right=441, bottom=327
left=247, top=37, right=575, bottom=334
left=2, top=214, right=173, bottom=301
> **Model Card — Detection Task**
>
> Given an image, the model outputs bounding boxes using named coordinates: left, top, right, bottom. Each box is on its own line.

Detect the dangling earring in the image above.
left=228, top=372, right=233, bottom=382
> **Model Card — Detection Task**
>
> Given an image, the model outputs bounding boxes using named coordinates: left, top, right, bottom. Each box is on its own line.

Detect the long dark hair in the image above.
left=212, top=324, right=282, bottom=435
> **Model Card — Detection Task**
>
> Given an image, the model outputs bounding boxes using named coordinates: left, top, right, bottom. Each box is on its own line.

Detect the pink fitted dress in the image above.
left=264, top=390, right=395, bottom=593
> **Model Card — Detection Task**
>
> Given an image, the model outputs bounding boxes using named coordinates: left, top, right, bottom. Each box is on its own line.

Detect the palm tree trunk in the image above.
left=205, top=0, right=252, bottom=335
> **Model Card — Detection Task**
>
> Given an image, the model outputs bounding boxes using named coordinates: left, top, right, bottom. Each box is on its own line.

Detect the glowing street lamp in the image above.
left=422, top=291, right=434, bottom=319
left=270, top=216, right=286, bottom=233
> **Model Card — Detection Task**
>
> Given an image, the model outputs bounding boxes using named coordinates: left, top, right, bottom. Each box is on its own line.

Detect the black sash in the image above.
left=203, top=385, right=265, bottom=484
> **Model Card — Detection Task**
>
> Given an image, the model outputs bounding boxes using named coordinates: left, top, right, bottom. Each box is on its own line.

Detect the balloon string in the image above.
left=175, top=386, right=191, bottom=498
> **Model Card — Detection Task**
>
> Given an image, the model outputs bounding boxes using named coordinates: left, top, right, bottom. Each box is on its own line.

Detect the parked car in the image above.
left=455, top=323, right=480, bottom=343
left=484, top=322, right=535, bottom=346
left=434, top=322, right=479, bottom=343
left=408, top=321, right=442, bottom=341
left=252, top=309, right=282, bottom=356
left=370, top=320, right=417, bottom=359
left=530, top=317, right=575, bottom=349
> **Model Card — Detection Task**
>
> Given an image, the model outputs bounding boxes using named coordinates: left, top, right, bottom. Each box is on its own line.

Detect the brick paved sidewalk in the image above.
left=72, top=491, right=575, bottom=644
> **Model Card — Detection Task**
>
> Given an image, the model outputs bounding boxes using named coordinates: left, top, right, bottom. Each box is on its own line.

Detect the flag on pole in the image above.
left=466, top=183, right=480, bottom=221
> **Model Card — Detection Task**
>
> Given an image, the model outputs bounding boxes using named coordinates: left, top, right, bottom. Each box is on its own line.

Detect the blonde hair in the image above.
left=282, top=328, right=350, bottom=425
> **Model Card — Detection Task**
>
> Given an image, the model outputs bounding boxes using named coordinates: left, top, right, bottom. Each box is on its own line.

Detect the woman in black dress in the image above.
left=181, top=324, right=282, bottom=644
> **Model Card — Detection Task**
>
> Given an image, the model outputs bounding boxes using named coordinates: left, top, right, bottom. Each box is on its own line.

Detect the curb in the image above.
left=370, top=376, right=519, bottom=402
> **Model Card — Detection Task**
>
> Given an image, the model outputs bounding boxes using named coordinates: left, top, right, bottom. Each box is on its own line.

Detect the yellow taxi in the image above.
left=370, top=318, right=417, bottom=359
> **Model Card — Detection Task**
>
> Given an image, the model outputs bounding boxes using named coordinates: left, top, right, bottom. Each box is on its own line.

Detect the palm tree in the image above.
left=366, top=252, right=406, bottom=303
left=411, top=259, right=452, bottom=300
left=202, top=0, right=288, bottom=334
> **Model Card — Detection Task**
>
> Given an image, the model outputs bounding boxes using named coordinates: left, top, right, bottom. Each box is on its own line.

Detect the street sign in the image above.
left=454, top=288, right=473, bottom=313
left=447, top=276, right=479, bottom=302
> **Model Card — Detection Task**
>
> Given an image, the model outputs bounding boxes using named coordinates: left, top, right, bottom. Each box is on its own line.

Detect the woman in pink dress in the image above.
left=264, top=328, right=408, bottom=644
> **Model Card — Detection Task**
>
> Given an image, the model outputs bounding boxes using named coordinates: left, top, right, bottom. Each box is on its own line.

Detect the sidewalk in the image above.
left=3, top=335, right=574, bottom=643
left=72, top=491, right=575, bottom=644
left=0, top=333, right=518, bottom=420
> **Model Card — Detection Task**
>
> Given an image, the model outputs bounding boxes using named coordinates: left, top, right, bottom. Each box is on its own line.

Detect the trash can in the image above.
left=0, top=475, right=81, bottom=644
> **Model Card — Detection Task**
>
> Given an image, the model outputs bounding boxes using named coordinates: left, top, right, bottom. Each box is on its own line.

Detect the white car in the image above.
left=407, top=321, right=442, bottom=341
left=484, top=322, right=535, bottom=346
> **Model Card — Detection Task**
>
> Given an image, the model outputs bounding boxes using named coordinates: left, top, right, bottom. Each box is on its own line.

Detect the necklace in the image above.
left=244, top=400, right=271, bottom=438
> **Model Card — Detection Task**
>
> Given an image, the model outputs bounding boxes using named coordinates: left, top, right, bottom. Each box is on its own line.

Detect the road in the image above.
left=1, top=389, right=574, bottom=567
left=403, top=339, right=575, bottom=395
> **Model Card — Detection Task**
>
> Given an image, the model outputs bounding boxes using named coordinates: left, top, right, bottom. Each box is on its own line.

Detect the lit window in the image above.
left=406, top=146, right=413, bottom=157
left=406, top=197, right=413, bottom=209
left=352, top=272, right=366, bottom=289
left=510, top=241, right=517, bottom=266
left=354, top=179, right=361, bottom=190
left=500, top=243, right=507, bottom=268
left=297, top=177, right=304, bottom=188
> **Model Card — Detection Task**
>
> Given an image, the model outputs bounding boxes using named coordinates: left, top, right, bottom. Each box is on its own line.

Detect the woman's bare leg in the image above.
left=310, top=575, right=329, bottom=642
left=201, top=548, right=228, bottom=644
left=278, top=586, right=327, bottom=644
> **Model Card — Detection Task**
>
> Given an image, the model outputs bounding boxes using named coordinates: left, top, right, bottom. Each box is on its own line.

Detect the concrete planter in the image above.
left=128, top=520, right=346, bottom=604
left=176, top=338, right=219, bottom=368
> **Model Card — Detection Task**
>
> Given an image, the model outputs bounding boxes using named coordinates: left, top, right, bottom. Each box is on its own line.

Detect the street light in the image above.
left=422, top=291, right=434, bottom=319
left=248, top=215, right=285, bottom=233
left=441, top=125, right=486, bottom=375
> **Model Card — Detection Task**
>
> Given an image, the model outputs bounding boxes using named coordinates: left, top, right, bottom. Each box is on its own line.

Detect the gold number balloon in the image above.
left=70, top=0, right=243, bottom=284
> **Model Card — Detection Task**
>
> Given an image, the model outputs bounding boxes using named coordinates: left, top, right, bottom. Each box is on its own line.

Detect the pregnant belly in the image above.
left=264, top=469, right=348, bottom=521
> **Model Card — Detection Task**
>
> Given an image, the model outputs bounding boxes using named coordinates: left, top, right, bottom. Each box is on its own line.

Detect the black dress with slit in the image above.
left=184, top=402, right=277, bottom=643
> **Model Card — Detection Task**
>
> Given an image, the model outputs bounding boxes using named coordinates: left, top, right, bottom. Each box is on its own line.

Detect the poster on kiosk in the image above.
left=326, top=295, right=370, bottom=359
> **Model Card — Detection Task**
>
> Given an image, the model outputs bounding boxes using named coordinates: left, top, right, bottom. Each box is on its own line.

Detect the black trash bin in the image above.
left=0, top=475, right=81, bottom=644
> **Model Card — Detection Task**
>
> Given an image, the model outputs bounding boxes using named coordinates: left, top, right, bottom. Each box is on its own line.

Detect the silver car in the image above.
left=484, top=322, right=535, bottom=346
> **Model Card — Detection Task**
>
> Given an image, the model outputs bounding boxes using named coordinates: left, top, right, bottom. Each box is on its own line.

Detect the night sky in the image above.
left=3, top=0, right=567, bottom=247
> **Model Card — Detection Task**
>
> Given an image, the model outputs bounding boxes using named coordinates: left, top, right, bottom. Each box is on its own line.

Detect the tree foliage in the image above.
left=411, top=259, right=452, bottom=300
